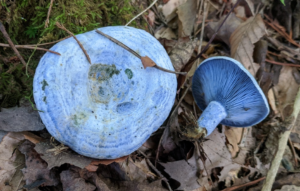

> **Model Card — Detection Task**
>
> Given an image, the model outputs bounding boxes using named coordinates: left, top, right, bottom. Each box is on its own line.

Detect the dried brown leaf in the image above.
left=225, top=127, right=243, bottom=157
left=154, top=27, right=177, bottom=40
left=177, top=0, right=197, bottom=37
left=273, top=66, right=300, bottom=119
left=162, top=0, right=187, bottom=22
left=86, top=156, right=128, bottom=171
left=206, top=13, right=242, bottom=46
left=0, top=132, right=25, bottom=191
left=60, top=168, right=96, bottom=191
left=230, top=14, right=267, bottom=76
left=146, top=10, right=155, bottom=26
left=159, top=151, right=200, bottom=190
left=34, top=140, right=93, bottom=169
left=141, top=56, right=156, bottom=68
left=19, top=140, right=60, bottom=187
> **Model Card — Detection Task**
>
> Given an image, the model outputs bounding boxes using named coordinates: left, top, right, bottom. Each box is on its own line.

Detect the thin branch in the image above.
left=184, top=0, right=243, bottom=69
left=0, top=21, right=34, bottom=75
left=125, top=0, right=158, bottom=26
left=55, top=22, right=91, bottom=64
left=265, top=58, right=300, bottom=67
left=0, top=43, right=60, bottom=55
left=45, top=0, right=54, bottom=28
left=25, top=35, right=72, bottom=47
left=262, top=88, right=300, bottom=191
left=96, top=29, right=186, bottom=75
left=288, top=138, right=298, bottom=167
left=138, top=150, right=172, bottom=191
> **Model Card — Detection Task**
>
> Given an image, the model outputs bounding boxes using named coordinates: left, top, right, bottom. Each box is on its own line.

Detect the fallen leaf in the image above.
left=0, top=130, right=7, bottom=142
left=154, top=27, right=177, bottom=40
left=34, top=140, right=93, bottom=169
left=169, top=39, right=197, bottom=73
left=146, top=10, right=155, bottom=26
left=60, top=167, right=96, bottom=191
left=159, top=151, right=201, bottom=190
left=225, top=127, right=244, bottom=157
left=162, top=0, right=187, bottom=22
left=19, top=140, right=60, bottom=187
left=141, top=56, right=156, bottom=68
left=268, top=88, right=279, bottom=114
left=206, top=13, right=242, bottom=46
left=119, top=158, right=156, bottom=182
left=177, top=0, right=197, bottom=37
left=0, top=132, right=25, bottom=191
left=275, top=185, right=300, bottom=191
left=86, top=156, right=128, bottom=171
left=230, top=14, right=267, bottom=76
left=0, top=99, right=45, bottom=131
left=273, top=66, right=300, bottom=119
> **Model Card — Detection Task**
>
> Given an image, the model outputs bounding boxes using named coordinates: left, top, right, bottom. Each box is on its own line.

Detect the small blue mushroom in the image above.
left=192, top=56, right=269, bottom=136
left=33, top=26, right=177, bottom=159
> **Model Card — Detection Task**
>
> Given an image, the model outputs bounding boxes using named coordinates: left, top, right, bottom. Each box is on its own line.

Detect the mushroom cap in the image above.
left=192, top=56, right=269, bottom=127
left=33, top=26, right=176, bottom=159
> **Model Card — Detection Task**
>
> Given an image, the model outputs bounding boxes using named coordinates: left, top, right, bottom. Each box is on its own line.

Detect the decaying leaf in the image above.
left=155, top=27, right=177, bottom=40
left=273, top=66, right=300, bottom=119
left=0, top=100, right=45, bottom=131
left=162, top=0, right=187, bottom=22
left=146, top=10, right=155, bottom=26
left=160, top=150, right=201, bottom=190
left=19, top=140, right=60, bottom=187
left=141, top=56, right=156, bottom=68
left=274, top=185, right=300, bottom=191
left=206, top=13, right=242, bottom=46
left=169, top=39, right=197, bottom=73
left=225, top=127, right=243, bottom=157
left=34, top=140, right=93, bottom=169
left=86, top=156, right=128, bottom=171
left=177, top=0, right=197, bottom=37
left=60, top=167, right=96, bottom=191
left=198, top=128, right=257, bottom=190
left=0, top=132, right=25, bottom=191
left=230, top=14, right=267, bottom=76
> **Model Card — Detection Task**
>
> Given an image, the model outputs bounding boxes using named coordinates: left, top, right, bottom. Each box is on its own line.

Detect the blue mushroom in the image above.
left=191, top=56, right=269, bottom=137
left=33, top=26, right=176, bottom=159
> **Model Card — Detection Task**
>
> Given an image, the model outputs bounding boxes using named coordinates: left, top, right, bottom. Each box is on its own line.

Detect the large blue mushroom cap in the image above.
left=192, top=56, right=269, bottom=128
left=33, top=26, right=176, bottom=159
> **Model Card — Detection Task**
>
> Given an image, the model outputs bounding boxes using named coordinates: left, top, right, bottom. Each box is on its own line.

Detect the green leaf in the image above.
left=280, top=0, right=285, bottom=5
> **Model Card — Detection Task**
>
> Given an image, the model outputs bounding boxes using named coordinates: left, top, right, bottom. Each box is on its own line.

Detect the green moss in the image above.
left=0, top=0, right=148, bottom=107
left=125, top=68, right=133, bottom=79
left=41, top=79, right=48, bottom=90
left=88, top=64, right=120, bottom=82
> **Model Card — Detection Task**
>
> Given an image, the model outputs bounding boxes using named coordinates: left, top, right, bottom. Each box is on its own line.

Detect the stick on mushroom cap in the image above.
left=33, top=26, right=176, bottom=159
left=192, top=56, right=269, bottom=136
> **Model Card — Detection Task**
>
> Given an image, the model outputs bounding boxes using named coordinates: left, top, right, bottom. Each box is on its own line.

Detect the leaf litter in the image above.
left=2, top=0, right=300, bottom=190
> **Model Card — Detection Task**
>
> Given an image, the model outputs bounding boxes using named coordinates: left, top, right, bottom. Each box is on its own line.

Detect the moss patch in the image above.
left=88, top=64, right=120, bottom=82
left=125, top=68, right=133, bottom=79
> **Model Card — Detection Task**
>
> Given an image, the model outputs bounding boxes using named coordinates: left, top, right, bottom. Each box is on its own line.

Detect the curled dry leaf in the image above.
left=154, top=27, right=177, bottom=40
left=19, top=140, right=60, bottom=187
left=230, top=14, right=267, bottom=76
left=0, top=132, right=25, bottom=191
left=141, top=56, right=156, bottom=68
left=224, top=127, right=244, bottom=157
left=273, top=66, right=300, bottom=120
left=177, top=0, right=197, bottom=37
left=206, top=13, right=242, bottom=46
left=146, top=10, right=155, bottom=26
left=162, top=0, right=187, bottom=22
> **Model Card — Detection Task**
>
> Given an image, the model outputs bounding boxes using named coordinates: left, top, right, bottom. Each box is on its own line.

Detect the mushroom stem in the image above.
left=197, top=101, right=227, bottom=136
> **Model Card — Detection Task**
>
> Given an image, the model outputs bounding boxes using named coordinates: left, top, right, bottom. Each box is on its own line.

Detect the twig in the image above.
left=288, top=138, right=298, bottom=167
left=95, top=29, right=186, bottom=75
left=222, top=177, right=265, bottom=191
left=184, top=0, right=243, bottom=68
left=261, top=88, right=300, bottom=191
left=45, top=0, right=54, bottom=28
left=138, top=150, right=172, bottom=191
left=0, top=43, right=60, bottom=55
left=55, top=22, right=91, bottom=64
left=196, top=0, right=208, bottom=66
left=125, top=0, right=158, bottom=26
left=25, top=35, right=72, bottom=47
left=0, top=21, right=34, bottom=75
left=265, top=58, right=300, bottom=67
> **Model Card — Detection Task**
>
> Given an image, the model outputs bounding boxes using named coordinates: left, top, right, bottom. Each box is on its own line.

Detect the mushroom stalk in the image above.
left=197, top=101, right=227, bottom=136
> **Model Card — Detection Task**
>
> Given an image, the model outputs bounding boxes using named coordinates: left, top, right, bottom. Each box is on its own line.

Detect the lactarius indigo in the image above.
left=191, top=56, right=269, bottom=138
left=33, top=26, right=176, bottom=159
